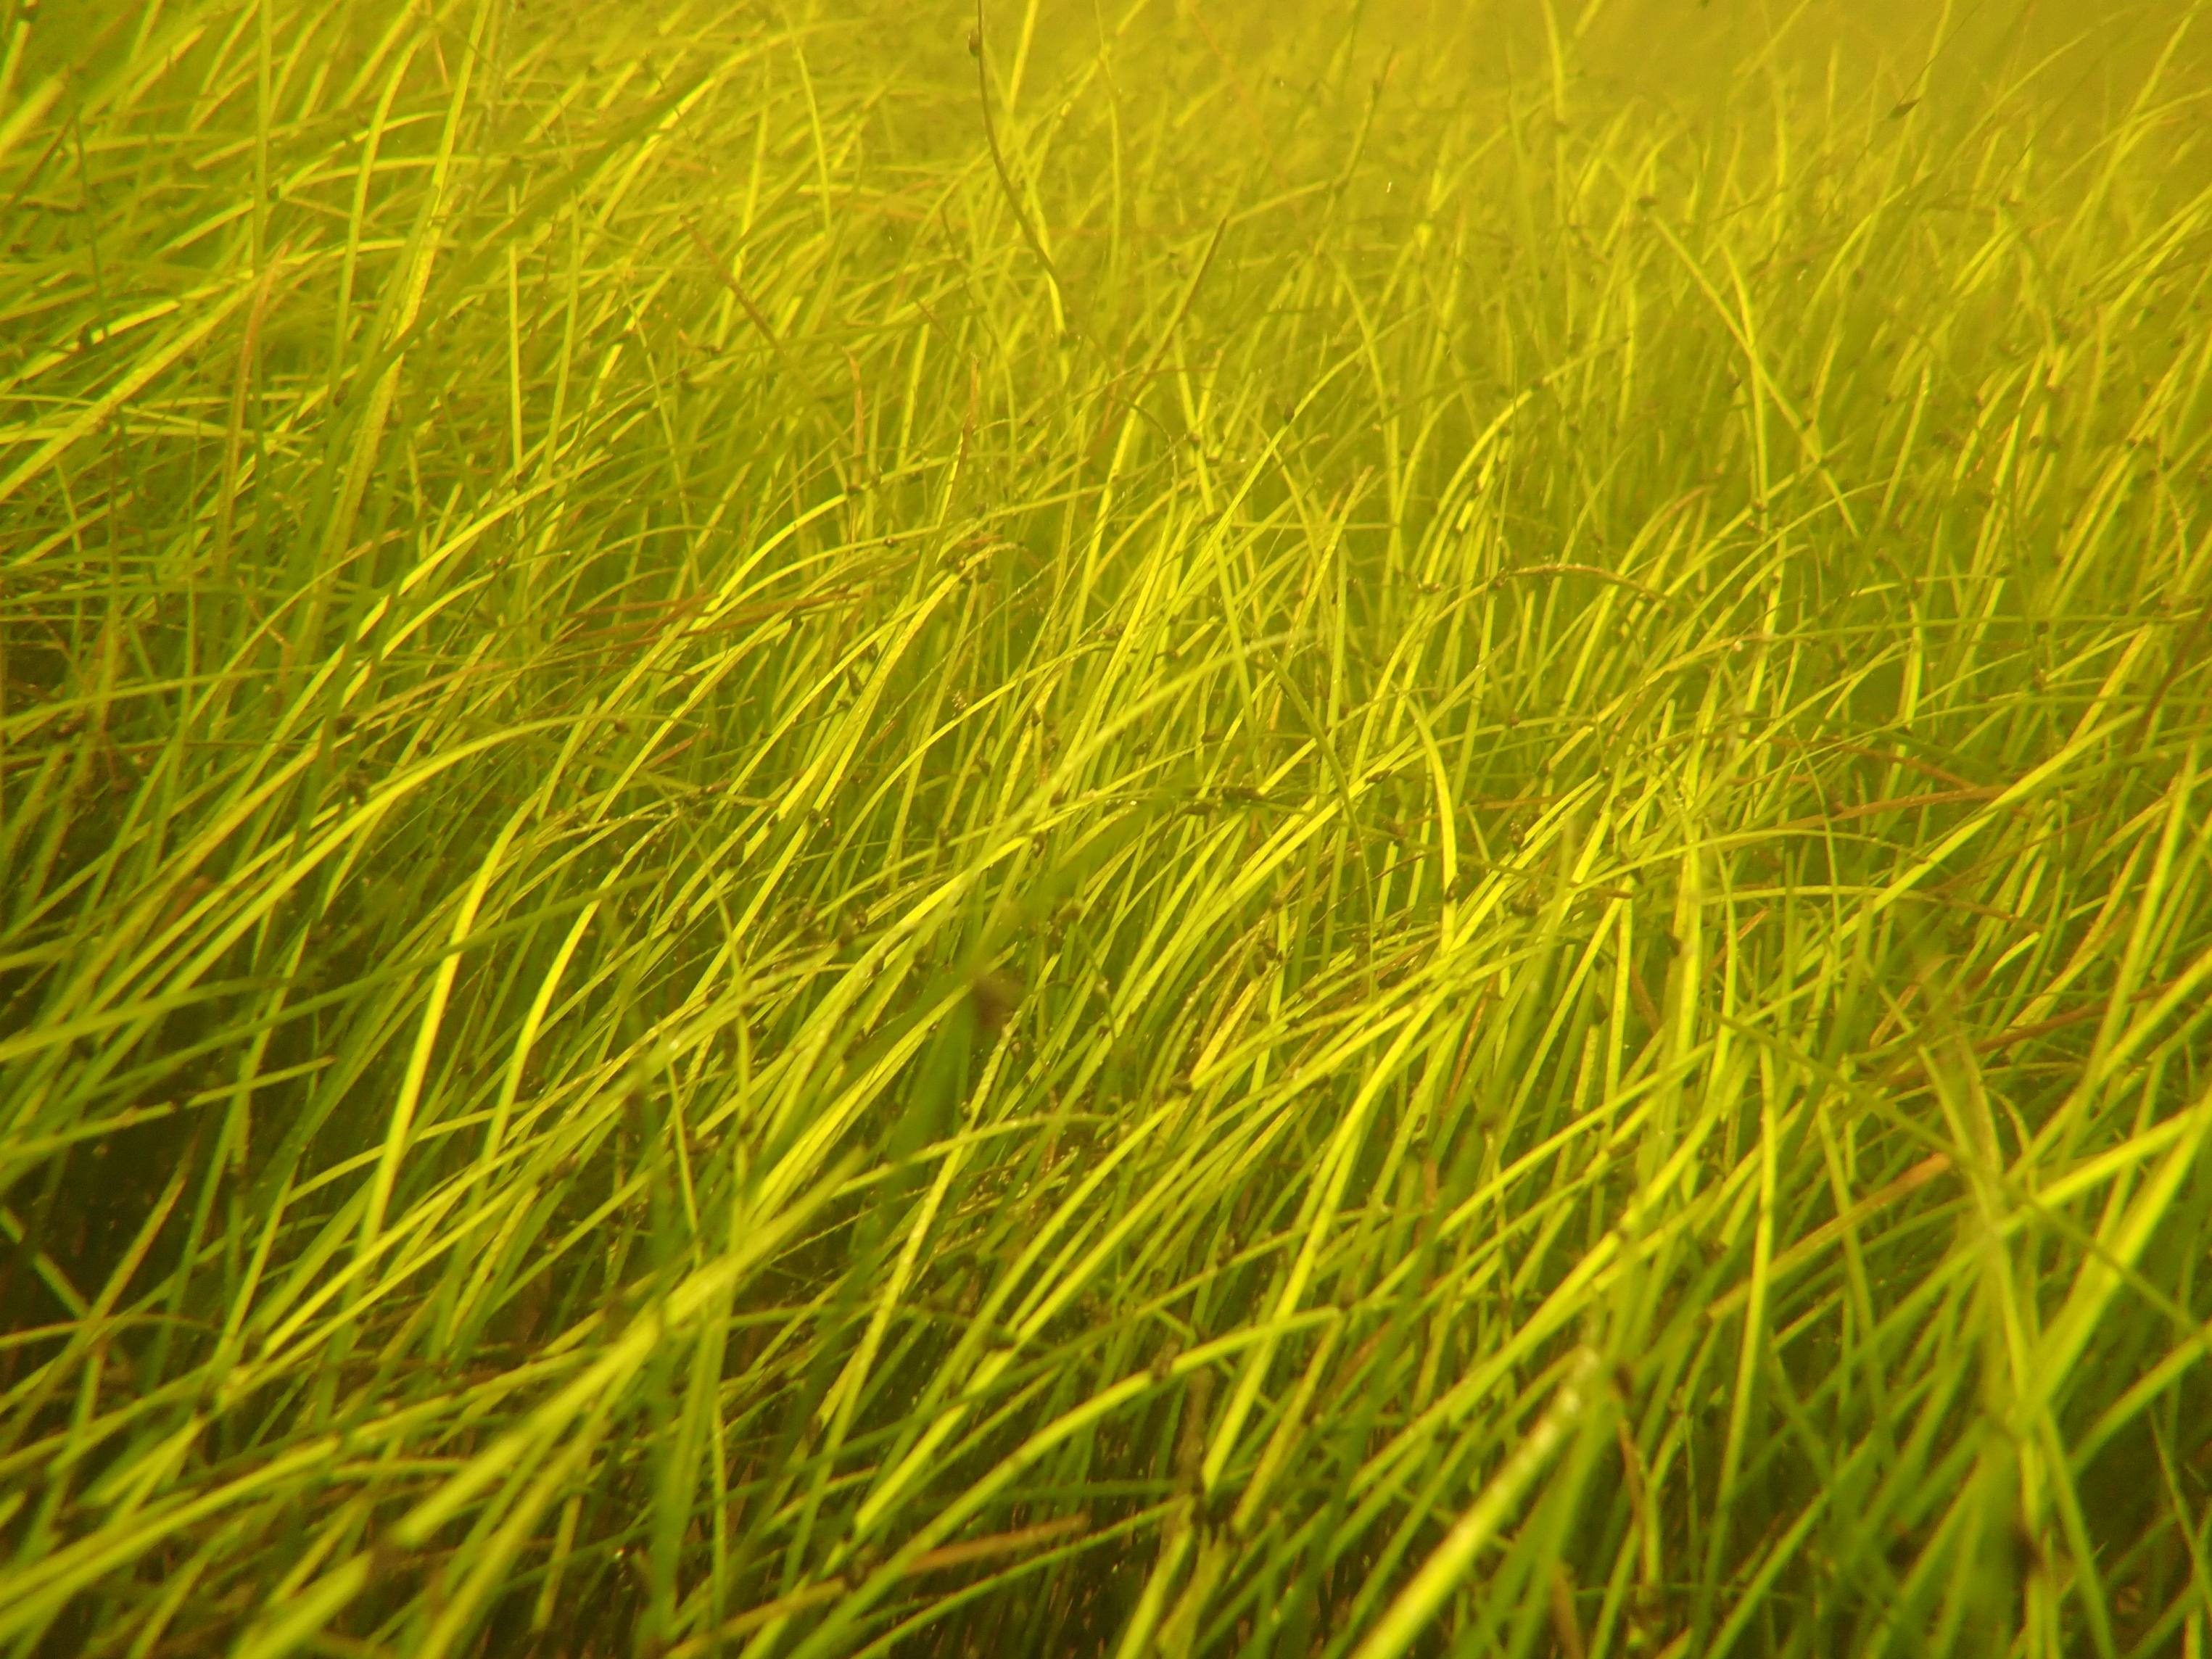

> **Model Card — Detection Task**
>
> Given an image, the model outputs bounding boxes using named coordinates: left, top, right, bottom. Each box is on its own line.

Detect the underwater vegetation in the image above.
left=2, top=0, right=2211, bottom=1654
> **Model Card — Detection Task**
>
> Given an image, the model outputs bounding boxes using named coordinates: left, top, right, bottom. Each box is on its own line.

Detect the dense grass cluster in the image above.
left=4, top=0, right=2212, bottom=1654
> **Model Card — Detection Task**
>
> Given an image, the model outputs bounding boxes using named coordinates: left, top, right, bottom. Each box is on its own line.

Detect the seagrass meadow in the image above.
left=4, top=0, right=2212, bottom=1652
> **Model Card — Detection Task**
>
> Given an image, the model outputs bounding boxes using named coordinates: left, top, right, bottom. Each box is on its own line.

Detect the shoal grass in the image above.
left=4, top=0, right=2212, bottom=1655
